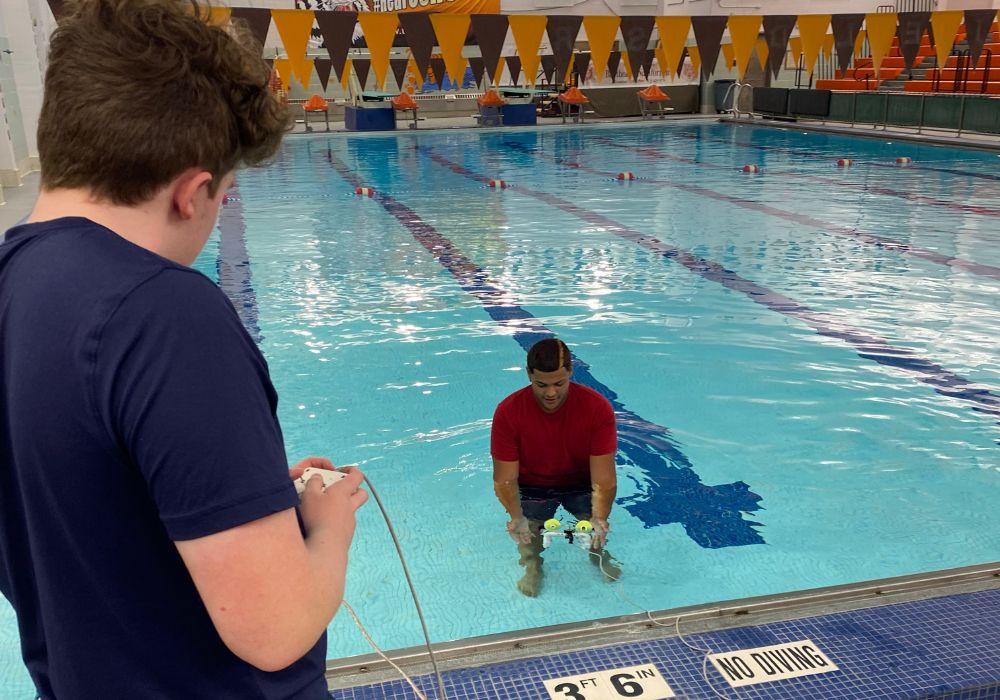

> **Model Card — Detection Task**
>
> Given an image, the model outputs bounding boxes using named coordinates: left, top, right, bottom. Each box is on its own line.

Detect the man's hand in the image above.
left=590, top=518, right=610, bottom=550
left=289, top=456, right=335, bottom=481
left=506, top=516, right=533, bottom=544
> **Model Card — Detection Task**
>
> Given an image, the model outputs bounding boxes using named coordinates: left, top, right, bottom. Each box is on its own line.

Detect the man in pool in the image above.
left=491, top=338, right=620, bottom=597
left=0, top=2, right=366, bottom=698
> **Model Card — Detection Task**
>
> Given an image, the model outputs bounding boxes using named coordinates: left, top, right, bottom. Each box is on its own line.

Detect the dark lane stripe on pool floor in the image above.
left=326, top=146, right=765, bottom=549
left=595, top=137, right=1000, bottom=219
left=424, top=147, right=1000, bottom=425
left=216, top=184, right=263, bottom=344
left=675, top=126, right=1000, bottom=183
left=588, top=139, right=1000, bottom=280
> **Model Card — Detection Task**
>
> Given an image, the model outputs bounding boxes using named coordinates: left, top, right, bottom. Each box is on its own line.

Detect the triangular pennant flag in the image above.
left=855, top=29, right=867, bottom=57
left=964, top=9, right=998, bottom=64
left=541, top=54, right=557, bottom=84
left=506, top=56, right=522, bottom=85
left=831, top=14, right=864, bottom=74
left=655, top=45, right=669, bottom=77
left=762, top=15, right=796, bottom=79
left=675, top=46, right=688, bottom=77
left=789, top=36, right=803, bottom=65
left=430, top=57, right=447, bottom=89
left=930, top=11, right=963, bottom=68
left=315, top=11, right=357, bottom=83
left=341, top=59, right=353, bottom=91
left=641, top=49, right=656, bottom=79
left=272, top=10, right=315, bottom=88
left=509, top=16, right=547, bottom=87
left=546, top=16, right=583, bottom=81
left=493, top=59, right=506, bottom=86
left=657, top=16, right=691, bottom=78
left=430, top=14, right=471, bottom=91
left=298, top=58, right=314, bottom=90
left=46, top=0, right=67, bottom=21
left=688, top=45, right=701, bottom=76
left=353, top=58, right=371, bottom=90
left=583, top=16, right=620, bottom=85
left=797, top=14, right=831, bottom=74
left=755, top=38, right=769, bottom=72
left=691, top=16, right=727, bottom=80
left=230, top=7, right=272, bottom=50
left=728, top=16, right=762, bottom=80
left=358, top=13, right=399, bottom=89
left=865, top=12, right=898, bottom=77
left=390, top=58, right=409, bottom=90
left=208, top=6, right=231, bottom=26
left=620, top=16, right=655, bottom=80
left=897, top=12, right=932, bottom=69
left=721, top=43, right=735, bottom=69
left=274, top=58, right=293, bottom=91
left=468, top=56, right=486, bottom=86
left=471, top=14, right=509, bottom=87
left=822, top=33, right=835, bottom=60
left=399, top=12, right=435, bottom=82
left=608, top=50, right=623, bottom=82
left=314, top=58, right=333, bottom=91
left=574, top=52, right=592, bottom=82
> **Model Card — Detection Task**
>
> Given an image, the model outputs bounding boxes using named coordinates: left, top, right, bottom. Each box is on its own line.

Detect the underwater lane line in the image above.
left=216, top=183, right=263, bottom=344
left=585, top=139, right=1000, bottom=281
left=594, top=137, right=1000, bottom=219
left=424, top=147, right=1000, bottom=424
left=671, top=126, right=1000, bottom=183
left=325, top=146, right=766, bottom=549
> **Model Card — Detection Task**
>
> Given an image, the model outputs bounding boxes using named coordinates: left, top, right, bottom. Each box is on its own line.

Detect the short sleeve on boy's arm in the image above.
left=92, top=269, right=297, bottom=541
left=590, top=399, right=617, bottom=456
left=490, top=403, right=519, bottom=462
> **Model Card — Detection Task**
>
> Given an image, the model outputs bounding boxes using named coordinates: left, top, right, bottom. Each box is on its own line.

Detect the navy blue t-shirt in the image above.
left=0, top=217, right=328, bottom=699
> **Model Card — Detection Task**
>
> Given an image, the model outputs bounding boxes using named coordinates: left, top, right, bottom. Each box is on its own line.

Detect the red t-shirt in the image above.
left=491, top=382, right=618, bottom=488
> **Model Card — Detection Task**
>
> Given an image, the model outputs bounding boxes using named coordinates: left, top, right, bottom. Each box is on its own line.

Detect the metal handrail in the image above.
left=981, top=49, right=993, bottom=94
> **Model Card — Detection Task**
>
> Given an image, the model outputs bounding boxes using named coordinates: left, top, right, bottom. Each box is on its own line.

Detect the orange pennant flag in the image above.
left=341, top=58, right=353, bottom=91
left=298, top=58, right=314, bottom=91
left=755, top=37, right=769, bottom=71
left=721, top=43, right=734, bottom=69
left=272, top=10, right=315, bottom=89
left=509, top=16, right=547, bottom=87
left=865, top=12, right=898, bottom=77
left=359, top=13, right=400, bottom=89
left=688, top=45, right=700, bottom=76
left=728, top=15, right=762, bottom=79
left=208, top=6, right=231, bottom=26
left=430, top=14, right=471, bottom=88
left=583, top=16, right=620, bottom=85
left=854, top=29, right=867, bottom=57
left=656, top=16, right=691, bottom=78
left=274, top=58, right=293, bottom=91
left=797, top=14, right=831, bottom=74
left=789, top=36, right=803, bottom=65
left=930, top=11, right=963, bottom=68
left=655, top=44, right=669, bottom=78
left=822, top=33, right=834, bottom=59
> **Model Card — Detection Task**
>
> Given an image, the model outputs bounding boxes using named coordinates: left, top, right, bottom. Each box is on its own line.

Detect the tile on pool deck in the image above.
left=328, top=588, right=1000, bottom=699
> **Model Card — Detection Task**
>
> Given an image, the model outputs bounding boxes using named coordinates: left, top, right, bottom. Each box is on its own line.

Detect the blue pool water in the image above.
left=2, top=121, right=998, bottom=695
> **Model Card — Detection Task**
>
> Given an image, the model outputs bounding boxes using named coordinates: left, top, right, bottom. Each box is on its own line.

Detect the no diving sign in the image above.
left=543, top=664, right=675, bottom=699
left=708, top=640, right=838, bottom=687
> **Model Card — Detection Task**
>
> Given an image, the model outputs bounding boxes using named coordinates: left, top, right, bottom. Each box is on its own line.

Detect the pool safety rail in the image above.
left=324, top=561, right=1000, bottom=685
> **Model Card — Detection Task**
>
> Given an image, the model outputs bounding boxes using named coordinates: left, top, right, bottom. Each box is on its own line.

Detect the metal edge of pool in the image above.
left=719, top=115, right=1000, bottom=153
left=324, top=561, right=1000, bottom=688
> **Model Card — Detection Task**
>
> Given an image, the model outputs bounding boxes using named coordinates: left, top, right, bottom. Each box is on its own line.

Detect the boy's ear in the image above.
left=171, top=170, right=215, bottom=220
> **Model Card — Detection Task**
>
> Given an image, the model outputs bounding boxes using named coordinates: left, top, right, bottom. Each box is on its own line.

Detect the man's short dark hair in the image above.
left=527, top=338, right=572, bottom=373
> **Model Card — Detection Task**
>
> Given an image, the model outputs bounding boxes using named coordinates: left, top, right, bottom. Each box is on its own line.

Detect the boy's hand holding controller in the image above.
left=288, top=457, right=368, bottom=553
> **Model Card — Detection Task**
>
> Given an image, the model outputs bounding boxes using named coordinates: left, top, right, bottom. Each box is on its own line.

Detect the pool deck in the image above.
left=327, top=564, right=1000, bottom=700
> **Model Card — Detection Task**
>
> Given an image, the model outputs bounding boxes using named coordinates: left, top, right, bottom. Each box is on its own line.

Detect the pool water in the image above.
left=2, top=121, right=998, bottom=694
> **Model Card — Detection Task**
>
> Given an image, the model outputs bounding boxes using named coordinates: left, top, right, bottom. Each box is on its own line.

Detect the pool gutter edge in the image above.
left=325, top=561, right=1000, bottom=688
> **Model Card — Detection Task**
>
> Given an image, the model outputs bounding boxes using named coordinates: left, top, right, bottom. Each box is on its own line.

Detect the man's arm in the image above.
left=175, top=468, right=366, bottom=673
left=493, top=458, right=522, bottom=519
left=589, top=452, right=617, bottom=520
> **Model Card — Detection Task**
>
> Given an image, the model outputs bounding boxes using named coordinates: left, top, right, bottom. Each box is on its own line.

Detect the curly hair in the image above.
left=38, top=0, right=290, bottom=205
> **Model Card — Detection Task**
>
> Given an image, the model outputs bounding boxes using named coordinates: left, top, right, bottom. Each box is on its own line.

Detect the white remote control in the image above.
left=294, top=467, right=347, bottom=495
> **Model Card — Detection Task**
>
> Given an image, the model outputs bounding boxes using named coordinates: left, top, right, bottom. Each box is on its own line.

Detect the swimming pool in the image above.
left=2, top=121, right=998, bottom=694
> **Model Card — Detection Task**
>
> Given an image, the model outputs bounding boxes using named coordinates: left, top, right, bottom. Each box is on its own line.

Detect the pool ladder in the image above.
left=724, top=80, right=754, bottom=119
